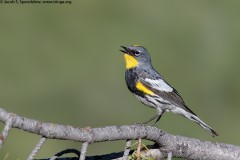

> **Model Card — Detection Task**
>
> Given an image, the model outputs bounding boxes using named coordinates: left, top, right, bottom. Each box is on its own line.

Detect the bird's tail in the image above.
left=189, top=114, right=219, bottom=137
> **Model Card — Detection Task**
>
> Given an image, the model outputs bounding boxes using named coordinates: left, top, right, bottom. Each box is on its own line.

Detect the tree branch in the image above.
left=0, top=107, right=240, bottom=160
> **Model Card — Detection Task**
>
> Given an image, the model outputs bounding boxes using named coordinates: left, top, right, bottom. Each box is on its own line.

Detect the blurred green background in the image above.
left=0, top=1, right=240, bottom=159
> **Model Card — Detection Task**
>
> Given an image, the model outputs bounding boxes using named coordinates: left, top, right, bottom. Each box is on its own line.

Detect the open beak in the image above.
left=120, top=46, right=130, bottom=54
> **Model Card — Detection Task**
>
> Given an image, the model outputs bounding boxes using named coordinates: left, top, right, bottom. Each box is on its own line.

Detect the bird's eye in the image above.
left=134, top=51, right=140, bottom=56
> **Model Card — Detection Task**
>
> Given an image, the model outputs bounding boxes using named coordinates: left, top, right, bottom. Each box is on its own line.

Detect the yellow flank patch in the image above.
left=136, top=81, right=155, bottom=95
left=124, top=54, right=139, bottom=69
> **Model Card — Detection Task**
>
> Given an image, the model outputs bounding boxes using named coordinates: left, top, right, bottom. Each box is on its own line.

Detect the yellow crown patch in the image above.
left=133, top=44, right=141, bottom=47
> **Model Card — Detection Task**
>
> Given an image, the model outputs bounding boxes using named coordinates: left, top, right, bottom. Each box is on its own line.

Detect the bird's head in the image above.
left=120, top=45, right=152, bottom=69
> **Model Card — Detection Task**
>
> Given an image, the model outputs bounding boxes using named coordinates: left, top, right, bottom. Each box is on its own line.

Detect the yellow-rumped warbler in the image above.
left=120, top=45, right=218, bottom=137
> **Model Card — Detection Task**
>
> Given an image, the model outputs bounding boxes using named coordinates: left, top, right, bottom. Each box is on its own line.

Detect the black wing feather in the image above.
left=139, top=78, right=197, bottom=116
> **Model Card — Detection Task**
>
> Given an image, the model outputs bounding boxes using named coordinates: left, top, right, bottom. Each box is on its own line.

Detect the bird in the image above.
left=120, top=45, right=218, bottom=137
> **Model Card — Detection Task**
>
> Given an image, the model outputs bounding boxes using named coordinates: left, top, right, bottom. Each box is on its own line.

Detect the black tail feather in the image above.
left=190, top=115, right=219, bottom=137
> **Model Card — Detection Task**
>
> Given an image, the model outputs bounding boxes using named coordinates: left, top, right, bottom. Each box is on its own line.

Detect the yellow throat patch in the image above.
left=136, top=81, right=155, bottom=95
left=124, top=54, right=138, bottom=69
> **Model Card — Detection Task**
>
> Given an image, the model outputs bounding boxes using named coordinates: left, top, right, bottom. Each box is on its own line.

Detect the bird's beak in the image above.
left=120, top=46, right=130, bottom=54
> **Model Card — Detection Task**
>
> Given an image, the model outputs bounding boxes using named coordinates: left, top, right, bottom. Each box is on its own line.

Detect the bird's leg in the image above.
left=153, top=110, right=165, bottom=126
left=142, top=109, right=165, bottom=125
left=142, top=114, right=159, bottom=124
left=152, top=111, right=165, bottom=126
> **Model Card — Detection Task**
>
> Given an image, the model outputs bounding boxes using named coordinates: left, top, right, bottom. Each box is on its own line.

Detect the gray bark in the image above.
left=0, top=108, right=240, bottom=160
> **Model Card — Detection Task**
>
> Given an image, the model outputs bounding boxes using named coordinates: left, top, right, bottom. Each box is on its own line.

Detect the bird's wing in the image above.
left=139, top=77, right=196, bottom=115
